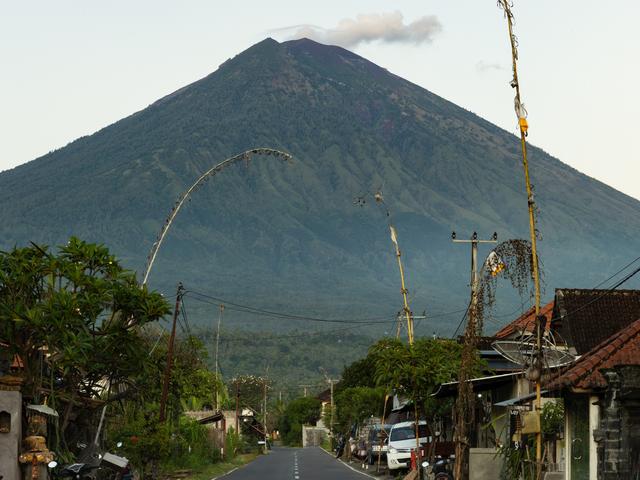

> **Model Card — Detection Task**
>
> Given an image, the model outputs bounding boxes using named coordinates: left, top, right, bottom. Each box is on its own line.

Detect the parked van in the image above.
left=365, top=423, right=392, bottom=465
left=386, top=421, right=430, bottom=471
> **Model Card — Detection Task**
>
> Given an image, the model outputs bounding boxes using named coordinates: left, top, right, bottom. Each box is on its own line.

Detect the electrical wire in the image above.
left=215, top=324, right=384, bottom=344
left=452, top=300, right=471, bottom=339
left=186, top=287, right=471, bottom=325
left=593, top=255, right=640, bottom=289
left=184, top=289, right=398, bottom=324
left=545, top=263, right=640, bottom=324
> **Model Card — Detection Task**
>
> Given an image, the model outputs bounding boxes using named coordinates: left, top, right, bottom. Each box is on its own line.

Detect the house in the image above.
left=546, top=317, right=640, bottom=480
left=301, top=389, right=331, bottom=447
left=433, top=288, right=640, bottom=479
left=492, top=288, right=640, bottom=479
left=493, top=301, right=554, bottom=340
left=551, top=289, right=640, bottom=355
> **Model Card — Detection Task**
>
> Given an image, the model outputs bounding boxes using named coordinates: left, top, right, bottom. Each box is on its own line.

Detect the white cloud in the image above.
left=475, top=60, right=504, bottom=73
left=282, top=11, right=442, bottom=49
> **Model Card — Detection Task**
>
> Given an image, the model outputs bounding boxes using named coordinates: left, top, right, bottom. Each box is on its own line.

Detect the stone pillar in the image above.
left=594, top=370, right=624, bottom=480
left=595, top=366, right=640, bottom=480
left=0, top=375, right=23, bottom=480
left=19, top=406, right=56, bottom=480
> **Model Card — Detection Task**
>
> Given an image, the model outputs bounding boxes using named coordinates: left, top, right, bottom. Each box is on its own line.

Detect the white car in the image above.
left=386, top=421, right=430, bottom=471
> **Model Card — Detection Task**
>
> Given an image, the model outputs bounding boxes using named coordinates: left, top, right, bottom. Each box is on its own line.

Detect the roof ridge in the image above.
left=549, top=316, right=640, bottom=388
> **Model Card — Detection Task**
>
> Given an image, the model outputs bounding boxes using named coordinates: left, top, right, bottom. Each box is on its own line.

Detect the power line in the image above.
left=185, top=288, right=471, bottom=325
left=593, top=255, right=640, bottom=289
left=215, top=324, right=382, bottom=343
left=180, top=300, right=194, bottom=338
left=452, top=300, right=471, bottom=339
left=545, top=264, right=640, bottom=324
left=184, top=289, right=397, bottom=324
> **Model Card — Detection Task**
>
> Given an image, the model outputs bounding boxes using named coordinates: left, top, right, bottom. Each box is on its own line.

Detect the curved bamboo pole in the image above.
left=142, top=148, right=292, bottom=285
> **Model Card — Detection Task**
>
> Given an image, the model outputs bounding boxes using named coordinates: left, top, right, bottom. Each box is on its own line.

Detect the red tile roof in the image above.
left=494, top=301, right=554, bottom=339
left=547, top=317, right=640, bottom=391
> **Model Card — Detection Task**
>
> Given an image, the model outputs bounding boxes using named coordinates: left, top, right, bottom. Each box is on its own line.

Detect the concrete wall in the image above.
left=469, top=448, right=503, bottom=480
left=302, top=425, right=328, bottom=447
left=0, top=389, right=22, bottom=480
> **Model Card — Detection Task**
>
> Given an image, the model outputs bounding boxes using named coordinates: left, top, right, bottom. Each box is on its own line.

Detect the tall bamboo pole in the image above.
left=390, top=225, right=414, bottom=344
left=498, top=2, right=543, bottom=476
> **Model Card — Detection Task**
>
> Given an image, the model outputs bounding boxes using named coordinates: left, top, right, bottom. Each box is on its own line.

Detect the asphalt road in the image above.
left=220, top=446, right=376, bottom=480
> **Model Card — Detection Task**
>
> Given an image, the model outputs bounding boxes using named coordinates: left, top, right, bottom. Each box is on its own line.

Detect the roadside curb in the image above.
left=318, top=447, right=382, bottom=479
left=210, top=467, right=238, bottom=480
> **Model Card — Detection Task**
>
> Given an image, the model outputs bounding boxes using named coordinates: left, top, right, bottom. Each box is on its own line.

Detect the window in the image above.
left=390, top=424, right=429, bottom=441
left=0, top=411, right=10, bottom=433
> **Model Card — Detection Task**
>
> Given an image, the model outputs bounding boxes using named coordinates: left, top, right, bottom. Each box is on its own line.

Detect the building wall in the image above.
left=589, top=395, right=599, bottom=480
left=469, top=447, right=503, bottom=480
left=302, top=425, right=328, bottom=447
left=0, top=389, right=22, bottom=480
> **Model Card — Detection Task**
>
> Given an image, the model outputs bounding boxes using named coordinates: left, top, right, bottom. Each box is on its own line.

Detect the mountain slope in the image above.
left=2, top=38, right=639, bottom=334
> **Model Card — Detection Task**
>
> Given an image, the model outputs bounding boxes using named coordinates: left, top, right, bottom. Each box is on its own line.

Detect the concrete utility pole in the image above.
left=299, top=384, right=315, bottom=397
left=263, top=380, right=269, bottom=453
left=159, top=283, right=184, bottom=423
left=320, top=368, right=339, bottom=434
left=452, top=232, right=497, bottom=480
left=235, top=380, right=240, bottom=434
left=215, top=304, right=224, bottom=411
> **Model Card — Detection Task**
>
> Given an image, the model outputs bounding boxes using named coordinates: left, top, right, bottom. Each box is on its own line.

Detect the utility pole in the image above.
left=330, top=379, right=334, bottom=434
left=159, top=282, right=184, bottom=423
left=263, top=380, right=268, bottom=453
left=497, top=2, right=544, bottom=477
left=320, top=369, right=339, bottom=435
left=215, top=304, right=224, bottom=411
left=395, top=311, right=403, bottom=339
left=298, top=384, right=315, bottom=397
left=235, top=380, right=240, bottom=434
left=452, top=232, right=497, bottom=480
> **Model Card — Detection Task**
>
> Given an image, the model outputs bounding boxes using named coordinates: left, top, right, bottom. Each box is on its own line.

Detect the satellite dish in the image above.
left=492, top=331, right=576, bottom=369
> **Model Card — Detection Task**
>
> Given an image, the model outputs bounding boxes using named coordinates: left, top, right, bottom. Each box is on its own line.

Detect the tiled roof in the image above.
left=553, top=289, right=640, bottom=355
left=494, top=301, right=554, bottom=339
left=547, top=317, right=640, bottom=390
left=317, top=388, right=331, bottom=402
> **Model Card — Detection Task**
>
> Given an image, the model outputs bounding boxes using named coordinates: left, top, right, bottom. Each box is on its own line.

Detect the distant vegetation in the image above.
left=193, top=327, right=375, bottom=398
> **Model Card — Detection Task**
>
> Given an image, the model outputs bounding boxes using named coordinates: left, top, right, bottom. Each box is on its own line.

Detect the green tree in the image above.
left=371, top=338, right=463, bottom=404
left=334, top=386, right=385, bottom=432
left=0, top=238, right=169, bottom=441
left=278, top=396, right=322, bottom=446
left=335, top=357, right=377, bottom=393
left=370, top=337, right=466, bottom=436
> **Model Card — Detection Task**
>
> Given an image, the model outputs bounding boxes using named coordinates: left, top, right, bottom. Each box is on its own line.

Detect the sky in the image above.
left=2, top=1, right=639, bottom=199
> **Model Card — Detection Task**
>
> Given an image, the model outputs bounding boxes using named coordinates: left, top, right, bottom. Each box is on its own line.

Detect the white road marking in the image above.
left=318, top=447, right=379, bottom=479
left=294, top=452, right=300, bottom=479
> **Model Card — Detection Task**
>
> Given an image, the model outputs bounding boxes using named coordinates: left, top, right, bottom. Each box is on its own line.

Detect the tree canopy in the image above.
left=0, top=238, right=170, bottom=444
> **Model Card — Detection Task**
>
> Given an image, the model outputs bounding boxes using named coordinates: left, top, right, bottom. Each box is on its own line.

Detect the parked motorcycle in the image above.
left=58, top=463, right=100, bottom=480
left=334, top=435, right=346, bottom=459
left=432, top=454, right=455, bottom=479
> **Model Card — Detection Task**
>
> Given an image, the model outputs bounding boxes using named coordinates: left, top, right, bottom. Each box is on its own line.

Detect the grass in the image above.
left=181, top=453, right=259, bottom=480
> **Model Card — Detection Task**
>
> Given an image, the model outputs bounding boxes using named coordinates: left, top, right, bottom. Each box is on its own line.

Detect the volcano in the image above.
left=2, top=38, right=638, bottom=334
